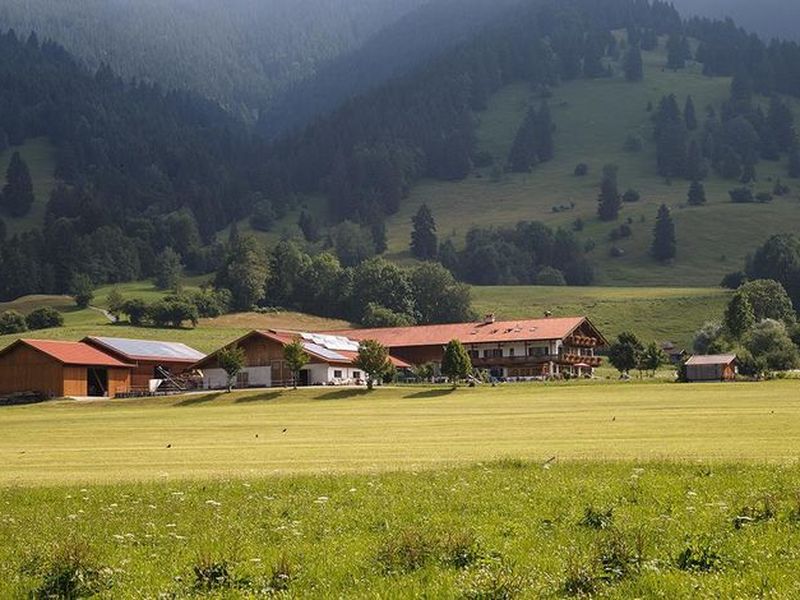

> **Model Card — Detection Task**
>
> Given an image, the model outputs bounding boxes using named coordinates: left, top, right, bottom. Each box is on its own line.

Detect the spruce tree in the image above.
left=789, top=143, right=800, bottom=179
left=685, top=140, right=707, bottom=181
left=655, top=95, right=687, bottom=178
left=623, top=45, right=643, bottom=82
left=410, top=204, right=438, bottom=260
left=687, top=180, right=706, bottom=206
left=597, top=172, right=621, bottom=221
left=1, top=152, right=34, bottom=218
left=533, top=102, right=554, bottom=162
left=684, top=96, right=697, bottom=131
left=652, top=204, right=676, bottom=262
left=508, top=107, right=537, bottom=172
left=666, top=34, right=688, bottom=69
left=724, top=292, right=755, bottom=339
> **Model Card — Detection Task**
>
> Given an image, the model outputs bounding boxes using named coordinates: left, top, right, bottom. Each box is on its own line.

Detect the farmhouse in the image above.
left=329, top=315, right=607, bottom=379
left=0, top=339, right=132, bottom=398
left=83, top=336, right=205, bottom=393
left=194, top=330, right=410, bottom=389
left=685, top=354, right=738, bottom=382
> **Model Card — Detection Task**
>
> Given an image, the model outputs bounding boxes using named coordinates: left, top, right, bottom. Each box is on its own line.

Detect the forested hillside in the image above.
left=671, top=0, right=800, bottom=42
left=0, top=0, right=428, bottom=118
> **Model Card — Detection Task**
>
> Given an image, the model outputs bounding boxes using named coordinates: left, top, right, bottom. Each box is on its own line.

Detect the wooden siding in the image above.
left=108, top=368, right=131, bottom=397
left=0, top=344, right=65, bottom=397
left=63, top=366, right=87, bottom=397
left=686, top=363, right=736, bottom=382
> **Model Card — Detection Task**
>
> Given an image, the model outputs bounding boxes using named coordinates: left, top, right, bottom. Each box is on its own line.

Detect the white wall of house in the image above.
left=304, top=365, right=364, bottom=385
left=202, top=366, right=271, bottom=390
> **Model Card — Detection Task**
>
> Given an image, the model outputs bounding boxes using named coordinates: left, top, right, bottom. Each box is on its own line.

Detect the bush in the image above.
left=610, top=246, right=625, bottom=258
left=574, top=163, right=589, bottom=176
left=193, top=557, right=233, bottom=591
left=148, top=297, right=200, bottom=329
left=675, top=541, right=722, bottom=572
left=579, top=506, right=614, bottom=530
left=362, top=303, right=415, bottom=328
left=622, top=189, right=640, bottom=203
left=729, top=187, right=754, bottom=203
left=25, top=307, right=64, bottom=331
left=0, top=310, right=28, bottom=334
left=720, top=271, right=747, bottom=289
left=562, top=558, right=597, bottom=597
left=31, top=542, right=111, bottom=599
left=376, top=528, right=434, bottom=574
left=536, top=267, right=566, bottom=286
left=755, top=192, right=773, bottom=203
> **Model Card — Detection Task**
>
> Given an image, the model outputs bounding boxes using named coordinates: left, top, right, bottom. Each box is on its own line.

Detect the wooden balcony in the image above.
left=565, top=335, right=600, bottom=348
left=472, top=354, right=602, bottom=368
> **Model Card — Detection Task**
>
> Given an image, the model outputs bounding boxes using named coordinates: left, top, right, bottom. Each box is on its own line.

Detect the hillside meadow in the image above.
left=2, top=382, right=800, bottom=597
left=385, top=39, right=800, bottom=287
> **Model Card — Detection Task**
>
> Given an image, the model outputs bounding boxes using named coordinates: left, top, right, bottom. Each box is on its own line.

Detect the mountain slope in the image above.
left=0, top=0, right=428, bottom=116
left=384, top=42, right=800, bottom=286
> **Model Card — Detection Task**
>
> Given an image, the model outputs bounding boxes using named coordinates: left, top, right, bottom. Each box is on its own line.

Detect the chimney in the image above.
left=483, top=313, right=496, bottom=324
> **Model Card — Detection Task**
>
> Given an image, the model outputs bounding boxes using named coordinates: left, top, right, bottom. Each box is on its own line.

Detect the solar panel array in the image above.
left=300, top=333, right=359, bottom=352
left=301, top=342, right=348, bottom=362
left=92, top=337, right=206, bottom=361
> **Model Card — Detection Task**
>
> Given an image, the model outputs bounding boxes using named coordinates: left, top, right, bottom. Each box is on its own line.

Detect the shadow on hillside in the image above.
left=404, top=389, right=456, bottom=399
left=175, top=392, right=226, bottom=407
left=316, top=389, right=371, bottom=401
left=234, top=391, right=283, bottom=404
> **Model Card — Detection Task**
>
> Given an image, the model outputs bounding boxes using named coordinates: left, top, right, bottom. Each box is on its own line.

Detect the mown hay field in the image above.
left=3, top=382, right=800, bottom=597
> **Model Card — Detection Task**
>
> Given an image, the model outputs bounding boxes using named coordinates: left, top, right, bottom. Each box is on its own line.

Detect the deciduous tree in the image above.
left=217, top=346, right=246, bottom=393
left=441, top=339, right=472, bottom=388
left=283, top=338, right=310, bottom=389
left=354, top=339, right=392, bottom=390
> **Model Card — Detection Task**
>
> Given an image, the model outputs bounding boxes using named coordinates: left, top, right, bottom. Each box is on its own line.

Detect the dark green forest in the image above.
left=0, top=0, right=429, bottom=118
left=3, top=0, right=800, bottom=311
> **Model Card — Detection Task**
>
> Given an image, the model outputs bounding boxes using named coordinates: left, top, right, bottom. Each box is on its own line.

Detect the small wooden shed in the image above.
left=0, top=339, right=132, bottom=398
left=685, top=354, right=738, bottom=382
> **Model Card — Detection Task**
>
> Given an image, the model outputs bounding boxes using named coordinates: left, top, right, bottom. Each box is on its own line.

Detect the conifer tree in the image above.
left=666, top=34, right=688, bottom=69
left=685, top=140, right=707, bottom=181
left=651, top=204, right=676, bottom=262
left=597, top=170, right=621, bottom=221
left=687, top=180, right=706, bottom=206
left=508, top=107, right=537, bottom=172
left=533, top=102, right=554, bottom=162
left=724, top=292, right=756, bottom=339
left=684, top=96, right=697, bottom=131
left=789, top=143, right=800, bottom=179
left=623, top=45, right=643, bottom=82
left=410, top=204, right=438, bottom=260
left=655, top=95, right=687, bottom=178
left=1, top=152, right=34, bottom=218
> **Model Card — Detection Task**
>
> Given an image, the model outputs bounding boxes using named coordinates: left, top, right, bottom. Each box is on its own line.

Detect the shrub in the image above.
left=733, top=494, right=777, bottom=529
left=622, top=189, right=640, bottom=203
left=580, top=506, right=614, bottom=530
left=32, top=542, right=111, bottom=599
left=574, top=163, right=589, bottom=177
left=376, top=528, right=433, bottom=574
left=458, top=556, right=523, bottom=600
left=720, top=271, right=747, bottom=289
left=623, top=134, right=643, bottom=152
left=755, top=192, right=773, bottom=203
left=0, top=310, right=27, bottom=334
left=675, top=541, right=722, bottom=572
left=729, top=187, right=754, bottom=203
left=193, top=556, right=233, bottom=591
left=536, top=267, right=566, bottom=286
left=610, top=246, right=625, bottom=258
left=440, top=530, right=483, bottom=569
left=25, top=307, right=64, bottom=330
left=595, top=531, right=642, bottom=582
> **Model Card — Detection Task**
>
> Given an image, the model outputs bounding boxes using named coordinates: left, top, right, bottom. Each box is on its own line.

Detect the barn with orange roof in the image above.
left=0, top=339, right=133, bottom=398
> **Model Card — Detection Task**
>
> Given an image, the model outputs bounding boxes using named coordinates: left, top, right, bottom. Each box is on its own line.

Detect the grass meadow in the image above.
left=384, top=42, right=800, bottom=287
left=2, top=382, right=800, bottom=597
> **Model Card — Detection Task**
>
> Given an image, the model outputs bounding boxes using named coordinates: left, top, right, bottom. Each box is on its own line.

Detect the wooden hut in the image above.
left=0, top=339, right=132, bottom=398
left=685, top=354, right=738, bottom=382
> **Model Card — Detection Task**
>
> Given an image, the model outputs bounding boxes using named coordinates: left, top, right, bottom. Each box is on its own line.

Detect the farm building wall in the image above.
left=686, top=363, right=735, bottom=382
left=0, top=344, right=65, bottom=397
left=202, top=366, right=271, bottom=390
left=130, top=360, right=196, bottom=392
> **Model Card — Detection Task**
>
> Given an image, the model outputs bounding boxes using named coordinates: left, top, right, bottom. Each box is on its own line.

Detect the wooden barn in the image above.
left=685, top=354, right=738, bottom=382
left=82, top=336, right=205, bottom=392
left=194, top=330, right=409, bottom=389
left=0, top=339, right=132, bottom=398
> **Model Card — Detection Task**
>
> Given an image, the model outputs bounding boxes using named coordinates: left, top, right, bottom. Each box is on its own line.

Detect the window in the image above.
left=508, top=348, right=515, bottom=357
left=333, top=370, right=343, bottom=379
left=492, top=349, right=503, bottom=358
left=353, top=371, right=361, bottom=379
left=483, top=350, right=491, bottom=358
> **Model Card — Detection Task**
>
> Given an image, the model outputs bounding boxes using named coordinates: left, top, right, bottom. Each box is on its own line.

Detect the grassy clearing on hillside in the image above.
left=385, top=42, right=800, bottom=286
left=4, top=461, right=800, bottom=597
left=472, top=285, right=731, bottom=348
left=2, top=381, right=799, bottom=486
left=0, top=279, right=350, bottom=353
left=0, top=137, right=57, bottom=236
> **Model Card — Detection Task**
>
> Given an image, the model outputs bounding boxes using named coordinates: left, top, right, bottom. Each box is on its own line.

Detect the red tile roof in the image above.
left=327, top=317, right=596, bottom=348
left=6, top=339, right=133, bottom=368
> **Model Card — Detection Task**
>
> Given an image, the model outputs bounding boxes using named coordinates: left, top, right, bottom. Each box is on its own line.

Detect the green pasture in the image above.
left=3, top=382, right=800, bottom=597
left=0, top=137, right=58, bottom=236
left=3, top=381, right=799, bottom=487
left=385, top=42, right=800, bottom=287
left=472, top=285, right=731, bottom=348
